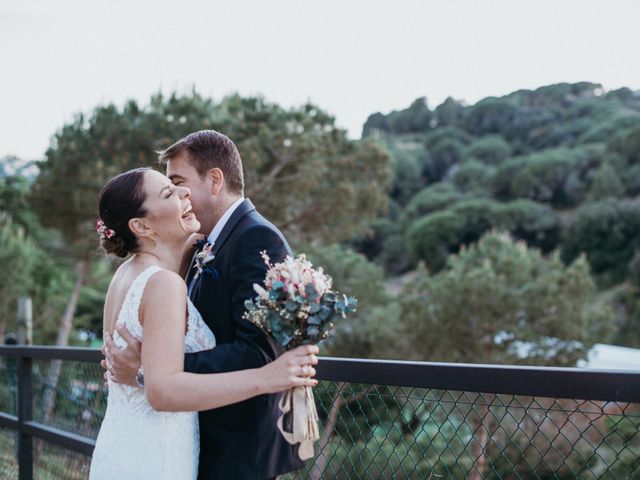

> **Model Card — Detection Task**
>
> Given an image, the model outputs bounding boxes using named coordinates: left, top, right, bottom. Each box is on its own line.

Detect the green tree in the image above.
left=579, top=112, right=640, bottom=144
left=423, top=138, right=464, bottom=182
left=0, top=213, right=71, bottom=345
left=489, top=146, right=602, bottom=208
left=608, top=125, right=640, bottom=165
left=402, top=183, right=464, bottom=222
left=402, top=231, right=613, bottom=363
left=587, top=161, right=625, bottom=201
left=0, top=161, right=43, bottom=239
left=0, top=213, right=36, bottom=341
left=463, top=135, right=512, bottom=165
left=434, top=97, right=465, bottom=127
left=463, top=98, right=518, bottom=136
left=400, top=232, right=613, bottom=478
left=562, top=199, right=640, bottom=284
left=381, top=136, right=425, bottom=205
left=494, top=200, right=561, bottom=253
left=406, top=198, right=561, bottom=270
left=424, top=126, right=472, bottom=149
left=377, top=232, right=415, bottom=275
left=451, top=159, right=492, bottom=194
left=362, top=97, right=433, bottom=136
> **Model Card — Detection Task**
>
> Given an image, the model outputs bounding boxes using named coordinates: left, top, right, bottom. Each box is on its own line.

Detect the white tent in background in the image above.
left=578, top=343, right=640, bottom=370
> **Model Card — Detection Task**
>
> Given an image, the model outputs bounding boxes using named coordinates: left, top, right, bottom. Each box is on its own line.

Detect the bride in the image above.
left=89, top=167, right=318, bottom=480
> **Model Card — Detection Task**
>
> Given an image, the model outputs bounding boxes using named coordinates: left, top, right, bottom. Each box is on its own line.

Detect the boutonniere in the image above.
left=193, top=242, right=216, bottom=281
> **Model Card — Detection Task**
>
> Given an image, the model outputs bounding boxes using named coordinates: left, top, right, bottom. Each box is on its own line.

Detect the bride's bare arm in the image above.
left=140, top=270, right=318, bottom=412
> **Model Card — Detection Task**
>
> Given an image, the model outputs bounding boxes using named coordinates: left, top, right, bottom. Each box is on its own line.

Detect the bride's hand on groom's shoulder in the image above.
left=102, top=325, right=142, bottom=387
left=259, top=345, right=320, bottom=394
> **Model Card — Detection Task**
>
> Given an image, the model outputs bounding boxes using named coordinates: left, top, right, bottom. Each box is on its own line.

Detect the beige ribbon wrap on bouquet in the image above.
left=277, top=385, right=320, bottom=460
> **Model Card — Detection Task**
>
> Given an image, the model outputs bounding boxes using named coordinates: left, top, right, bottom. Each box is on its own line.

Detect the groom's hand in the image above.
left=102, top=325, right=142, bottom=387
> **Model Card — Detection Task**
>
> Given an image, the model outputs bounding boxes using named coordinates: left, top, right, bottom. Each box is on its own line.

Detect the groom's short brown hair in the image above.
left=158, top=130, right=244, bottom=194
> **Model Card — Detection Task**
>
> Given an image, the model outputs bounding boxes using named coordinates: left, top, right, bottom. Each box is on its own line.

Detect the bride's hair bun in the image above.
left=101, top=235, right=130, bottom=258
left=97, top=168, right=150, bottom=257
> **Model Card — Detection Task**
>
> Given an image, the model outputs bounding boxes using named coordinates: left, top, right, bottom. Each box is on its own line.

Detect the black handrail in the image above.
left=0, top=346, right=100, bottom=362
left=1, top=345, right=639, bottom=401
left=316, top=357, right=640, bottom=403
left=1, top=345, right=640, bottom=480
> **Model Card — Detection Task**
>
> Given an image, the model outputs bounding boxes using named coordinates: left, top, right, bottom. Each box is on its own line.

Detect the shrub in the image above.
left=562, top=199, right=640, bottom=284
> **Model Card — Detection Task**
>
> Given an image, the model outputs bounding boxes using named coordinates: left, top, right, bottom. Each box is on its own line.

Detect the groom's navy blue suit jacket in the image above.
left=184, top=199, right=304, bottom=480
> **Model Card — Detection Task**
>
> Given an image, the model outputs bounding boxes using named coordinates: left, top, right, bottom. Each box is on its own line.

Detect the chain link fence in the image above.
left=1, top=356, right=100, bottom=479
left=1, top=352, right=639, bottom=479
left=284, top=382, right=640, bottom=479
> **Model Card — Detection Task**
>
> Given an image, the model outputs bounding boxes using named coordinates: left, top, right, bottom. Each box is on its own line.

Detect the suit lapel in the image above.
left=211, top=198, right=256, bottom=256
left=184, top=248, right=200, bottom=285
left=190, top=199, right=256, bottom=301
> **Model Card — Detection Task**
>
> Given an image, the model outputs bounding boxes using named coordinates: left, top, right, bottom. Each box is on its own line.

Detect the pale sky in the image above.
left=1, top=0, right=639, bottom=160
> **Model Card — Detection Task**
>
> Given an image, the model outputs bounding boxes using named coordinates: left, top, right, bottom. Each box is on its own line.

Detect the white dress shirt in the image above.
left=206, top=197, right=245, bottom=246
left=188, top=197, right=245, bottom=295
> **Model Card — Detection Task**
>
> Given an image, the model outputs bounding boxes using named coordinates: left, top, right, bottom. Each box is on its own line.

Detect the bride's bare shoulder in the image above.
left=139, top=270, right=187, bottom=327
left=144, top=269, right=187, bottom=298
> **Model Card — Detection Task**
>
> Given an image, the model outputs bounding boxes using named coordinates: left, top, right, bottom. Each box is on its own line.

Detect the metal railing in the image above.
left=1, top=345, right=639, bottom=479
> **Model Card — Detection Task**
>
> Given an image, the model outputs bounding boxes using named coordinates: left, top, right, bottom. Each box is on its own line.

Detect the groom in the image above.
left=104, top=130, right=305, bottom=479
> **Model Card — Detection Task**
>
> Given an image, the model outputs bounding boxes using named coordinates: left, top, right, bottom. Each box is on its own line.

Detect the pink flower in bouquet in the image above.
left=260, top=252, right=331, bottom=300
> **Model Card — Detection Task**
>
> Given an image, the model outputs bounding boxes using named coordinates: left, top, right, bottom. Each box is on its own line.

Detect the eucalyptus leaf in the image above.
left=286, top=300, right=298, bottom=312
left=318, top=306, right=331, bottom=320
left=273, top=329, right=293, bottom=346
left=305, top=283, right=318, bottom=300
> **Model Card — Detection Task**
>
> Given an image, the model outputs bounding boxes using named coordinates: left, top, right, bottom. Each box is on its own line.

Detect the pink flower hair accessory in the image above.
left=96, top=219, right=116, bottom=240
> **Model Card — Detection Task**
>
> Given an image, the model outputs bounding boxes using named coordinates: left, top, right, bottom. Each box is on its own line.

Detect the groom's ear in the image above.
left=128, top=217, right=151, bottom=238
left=208, top=168, right=224, bottom=196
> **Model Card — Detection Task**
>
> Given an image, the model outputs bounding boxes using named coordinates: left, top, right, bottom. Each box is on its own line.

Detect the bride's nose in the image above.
left=179, top=186, right=191, bottom=198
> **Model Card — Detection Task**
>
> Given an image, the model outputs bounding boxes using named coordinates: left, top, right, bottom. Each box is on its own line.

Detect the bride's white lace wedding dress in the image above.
left=90, top=266, right=216, bottom=480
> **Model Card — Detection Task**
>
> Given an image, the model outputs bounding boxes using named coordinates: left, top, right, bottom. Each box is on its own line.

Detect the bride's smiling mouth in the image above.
left=182, top=204, right=195, bottom=220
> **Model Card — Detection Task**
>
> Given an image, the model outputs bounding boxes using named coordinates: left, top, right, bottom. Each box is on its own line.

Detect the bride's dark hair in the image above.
left=97, top=167, right=151, bottom=258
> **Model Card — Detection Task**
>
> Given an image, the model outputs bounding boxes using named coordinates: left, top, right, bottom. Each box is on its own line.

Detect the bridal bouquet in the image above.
left=244, top=252, right=357, bottom=460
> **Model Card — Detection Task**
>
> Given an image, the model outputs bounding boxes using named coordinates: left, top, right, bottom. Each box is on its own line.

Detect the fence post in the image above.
left=17, top=297, right=33, bottom=346
left=17, top=297, right=33, bottom=480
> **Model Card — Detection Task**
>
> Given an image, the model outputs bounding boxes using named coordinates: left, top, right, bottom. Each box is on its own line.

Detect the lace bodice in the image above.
left=90, top=266, right=215, bottom=480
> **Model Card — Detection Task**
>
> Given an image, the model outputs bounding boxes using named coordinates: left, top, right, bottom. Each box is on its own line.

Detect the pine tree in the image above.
left=588, top=161, right=625, bottom=201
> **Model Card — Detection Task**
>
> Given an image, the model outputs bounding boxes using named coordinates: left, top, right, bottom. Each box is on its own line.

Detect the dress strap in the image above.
left=116, top=266, right=164, bottom=340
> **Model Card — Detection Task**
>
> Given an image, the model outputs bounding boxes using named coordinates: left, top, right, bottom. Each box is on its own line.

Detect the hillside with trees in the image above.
left=1, top=82, right=639, bottom=364
left=355, top=82, right=640, bottom=352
